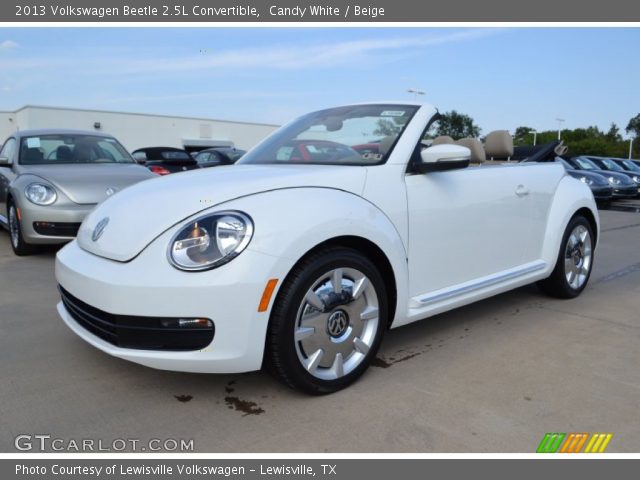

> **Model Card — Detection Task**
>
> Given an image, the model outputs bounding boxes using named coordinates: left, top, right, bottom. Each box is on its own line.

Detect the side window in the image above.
left=196, top=152, right=211, bottom=163
left=0, top=138, right=16, bottom=160
left=207, top=151, right=224, bottom=165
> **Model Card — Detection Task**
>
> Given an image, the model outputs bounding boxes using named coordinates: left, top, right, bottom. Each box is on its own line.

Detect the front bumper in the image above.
left=590, top=186, right=613, bottom=200
left=612, top=185, right=639, bottom=198
left=55, top=236, right=286, bottom=373
left=21, top=201, right=95, bottom=244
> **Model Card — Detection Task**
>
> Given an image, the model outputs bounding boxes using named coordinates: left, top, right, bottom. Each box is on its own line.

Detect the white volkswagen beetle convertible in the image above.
left=55, top=103, right=598, bottom=394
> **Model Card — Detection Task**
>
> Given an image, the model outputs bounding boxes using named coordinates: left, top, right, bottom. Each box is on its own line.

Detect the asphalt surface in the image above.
left=1, top=207, right=639, bottom=453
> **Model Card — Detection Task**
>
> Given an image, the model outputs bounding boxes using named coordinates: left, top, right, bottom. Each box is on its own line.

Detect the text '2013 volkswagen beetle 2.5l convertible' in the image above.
left=55, top=103, right=599, bottom=394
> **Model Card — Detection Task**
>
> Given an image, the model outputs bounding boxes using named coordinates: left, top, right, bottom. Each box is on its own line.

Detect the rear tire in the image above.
left=8, top=201, right=35, bottom=256
left=265, top=247, right=388, bottom=394
left=537, top=215, right=594, bottom=299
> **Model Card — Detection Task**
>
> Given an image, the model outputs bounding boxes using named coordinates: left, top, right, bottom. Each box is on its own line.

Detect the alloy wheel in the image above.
left=294, top=267, right=380, bottom=381
left=564, top=224, right=592, bottom=290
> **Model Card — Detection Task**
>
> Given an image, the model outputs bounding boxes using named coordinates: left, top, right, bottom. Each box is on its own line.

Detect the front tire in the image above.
left=266, top=247, right=388, bottom=394
left=537, top=215, right=594, bottom=298
left=8, top=201, right=35, bottom=256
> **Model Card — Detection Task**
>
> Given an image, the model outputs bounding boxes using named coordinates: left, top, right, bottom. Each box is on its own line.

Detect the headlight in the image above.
left=608, top=176, right=621, bottom=185
left=168, top=211, right=253, bottom=271
left=25, top=183, right=57, bottom=205
left=579, top=176, right=593, bottom=186
left=632, top=175, right=639, bottom=183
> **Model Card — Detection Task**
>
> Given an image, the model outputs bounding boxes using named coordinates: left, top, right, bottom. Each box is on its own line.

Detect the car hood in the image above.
left=18, top=164, right=155, bottom=204
left=567, top=170, right=609, bottom=186
left=76, top=164, right=368, bottom=262
left=589, top=169, right=636, bottom=185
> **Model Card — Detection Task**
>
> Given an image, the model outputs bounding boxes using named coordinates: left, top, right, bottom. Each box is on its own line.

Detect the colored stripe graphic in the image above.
left=584, top=433, right=613, bottom=453
left=560, top=433, right=589, bottom=453
left=537, top=433, right=566, bottom=453
left=537, top=433, right=613, bottom=453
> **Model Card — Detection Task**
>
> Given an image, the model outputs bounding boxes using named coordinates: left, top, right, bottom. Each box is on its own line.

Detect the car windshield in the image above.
left=559, top=158, right=574, bottom=170
left=221, top=149, right=246, bottom=162
left=20, top=134, right=134, bottom=165
left=594, top=158, right=624, bottom=171
left=573, top=157, right=598, bottom=170
left=621, top=159, right=640, bottom=172
left=238, top=104, right=418, bottom=166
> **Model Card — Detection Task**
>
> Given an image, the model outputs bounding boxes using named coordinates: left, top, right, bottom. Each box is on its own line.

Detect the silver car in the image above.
left=0, top=129, right=155, bottom=255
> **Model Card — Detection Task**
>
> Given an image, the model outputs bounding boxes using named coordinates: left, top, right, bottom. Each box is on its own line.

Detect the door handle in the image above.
left=515, top=185, right=530, bottom=197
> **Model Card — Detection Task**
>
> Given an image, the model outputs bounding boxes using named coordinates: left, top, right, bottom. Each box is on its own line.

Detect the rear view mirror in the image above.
left=0, top=156, right=12, bottom=166
left=415, top=145, right=470, bottom=173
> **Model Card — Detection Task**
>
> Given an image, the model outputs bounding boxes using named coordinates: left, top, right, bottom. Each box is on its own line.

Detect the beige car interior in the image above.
left=428, top=130, right=517, bottom=166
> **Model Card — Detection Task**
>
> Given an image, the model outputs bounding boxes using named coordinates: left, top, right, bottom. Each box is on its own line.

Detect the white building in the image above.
left=0, top=105, right=279, bottom=153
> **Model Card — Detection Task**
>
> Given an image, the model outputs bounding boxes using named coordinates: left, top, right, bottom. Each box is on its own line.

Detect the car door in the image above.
left=405, top=164, right=533, bottom=298
left=0, top=137, right=17, bottom=221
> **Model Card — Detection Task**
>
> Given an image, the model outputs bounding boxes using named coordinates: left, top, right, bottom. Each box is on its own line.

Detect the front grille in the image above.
left=59, top=287, right=214, bottom=351
left=33, top=222, right=81, bottom=237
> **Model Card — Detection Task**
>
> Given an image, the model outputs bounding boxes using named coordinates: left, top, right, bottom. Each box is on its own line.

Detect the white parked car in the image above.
left=55, top=103, right=599, bottom=394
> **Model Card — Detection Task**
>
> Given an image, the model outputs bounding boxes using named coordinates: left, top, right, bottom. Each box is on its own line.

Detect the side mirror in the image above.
left=415, top=145, right=470, bottom=173
left=0, top=156, right=12, bottom=167
left=131, top=152, right=147, bottom=164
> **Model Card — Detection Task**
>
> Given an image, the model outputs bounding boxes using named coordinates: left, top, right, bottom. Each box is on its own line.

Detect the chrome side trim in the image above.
left=412, top=260, right=547, bottom=306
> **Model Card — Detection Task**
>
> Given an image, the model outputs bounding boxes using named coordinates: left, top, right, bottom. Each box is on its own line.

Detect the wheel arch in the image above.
left=541, top=176, right=600, bottom=267
left=275, top=236, right=398, bottom=329
left=574, top=206, right=598, bottom=246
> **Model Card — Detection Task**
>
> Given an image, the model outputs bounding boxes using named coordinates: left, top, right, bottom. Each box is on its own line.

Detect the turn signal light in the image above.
left=160, top=318, right=213, bottom=328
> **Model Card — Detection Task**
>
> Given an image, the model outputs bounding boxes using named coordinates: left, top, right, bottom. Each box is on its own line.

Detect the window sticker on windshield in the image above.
left=26, top=137, right=41, bottom=148
left=381, top=110, right=406, bottom=117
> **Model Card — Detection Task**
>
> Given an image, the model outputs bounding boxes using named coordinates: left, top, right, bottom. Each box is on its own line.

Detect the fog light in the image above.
left=160, top=318, right=213, bottom=328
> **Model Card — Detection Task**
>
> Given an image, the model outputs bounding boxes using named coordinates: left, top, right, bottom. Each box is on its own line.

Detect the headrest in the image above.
left=485, top=130, right=514, bottom=159
left=455, top=138, right=485, bottom=164
left=432, top=135, right=455, bottom=146
left=23, top=148, right=44, bottom=163
left=554, top=141, right=568, bottom=156
left=56, top=145, right=72, bottom=161
left=378, top=135, right=396, bottom=156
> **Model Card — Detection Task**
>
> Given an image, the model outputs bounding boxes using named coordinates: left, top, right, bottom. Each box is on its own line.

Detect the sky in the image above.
left=0, top=27, right=639, bottom=136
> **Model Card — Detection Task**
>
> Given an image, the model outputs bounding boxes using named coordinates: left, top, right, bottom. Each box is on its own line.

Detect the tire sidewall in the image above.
left=7, top=201, right=31, bottom=256
left=270, top=248, right=388, bottom=394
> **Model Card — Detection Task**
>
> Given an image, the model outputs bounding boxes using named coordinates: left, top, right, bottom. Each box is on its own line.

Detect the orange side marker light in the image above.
left=258, top=279, right=279, bottom=312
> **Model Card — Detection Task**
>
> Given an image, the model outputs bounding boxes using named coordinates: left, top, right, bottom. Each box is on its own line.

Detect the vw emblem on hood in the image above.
left=105, top=187, right=118, bottom=197
left=92, top=217, right=109, bottom=242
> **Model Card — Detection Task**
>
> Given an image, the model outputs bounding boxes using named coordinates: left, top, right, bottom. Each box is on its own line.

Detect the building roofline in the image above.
left=1, top=104, right=280, bottom=128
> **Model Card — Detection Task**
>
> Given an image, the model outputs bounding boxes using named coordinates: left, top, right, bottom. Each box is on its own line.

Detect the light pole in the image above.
left=407, top=88, right=425, bottom=100
left=528, top=129, right=538, bottom=146
left=556, top=118, right=565, bottom=140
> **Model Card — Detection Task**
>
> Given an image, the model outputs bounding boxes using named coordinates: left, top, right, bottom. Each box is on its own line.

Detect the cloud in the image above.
left=121, top=29, right=502, bottom=73
left=0, top=29, right=503, bottom=75
left=0, top=40, right=18, bottom=50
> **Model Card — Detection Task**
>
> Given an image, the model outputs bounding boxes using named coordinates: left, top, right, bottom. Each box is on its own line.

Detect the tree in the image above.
left=626, top=114, right=640, bottom=156
left=513, top=126, right=536, bottom=146
left=626, top=114, right=640, bottom=138
left=429, top=110, right=481, bottom=139
left=605, top=123, right=622, bottom=142
left=373, top=118, right=403, bottom=137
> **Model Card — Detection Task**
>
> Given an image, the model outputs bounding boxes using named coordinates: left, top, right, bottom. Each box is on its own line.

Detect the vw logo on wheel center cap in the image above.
left=327, top=310, right=349, bottom=338
left=92, top=217, right=109, bottom=242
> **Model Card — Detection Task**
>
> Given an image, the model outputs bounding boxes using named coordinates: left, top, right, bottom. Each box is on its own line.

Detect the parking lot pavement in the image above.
left=1, top=209, right=639, bottom=453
